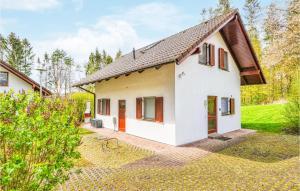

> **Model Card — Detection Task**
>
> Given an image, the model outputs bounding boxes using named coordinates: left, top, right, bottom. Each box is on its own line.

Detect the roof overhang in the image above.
left=219, top=12, right=266, bottom=85
left=0, top=60, right=52, bottom=96
left=176, top=11, right=266, bottom=85
left=72, top=61, right=175, bottom=87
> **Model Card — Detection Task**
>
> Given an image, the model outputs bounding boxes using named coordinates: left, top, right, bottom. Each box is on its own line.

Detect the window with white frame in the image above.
left=224, top=51, right=229, bottom=70
left=221, top=97, right=230, bottom=115
left=221, top=97, right=235, bottom=115
left=97, top=98, right=110, bottom=115
left=199, top=43, right=209, bottom=65
left=144, top=97, right=155, bottom=120
left=0, top=72, right=8, bottom=86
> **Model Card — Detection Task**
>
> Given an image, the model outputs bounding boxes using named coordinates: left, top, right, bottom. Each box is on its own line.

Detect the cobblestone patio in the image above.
left=58, top=127, right=299, bottom=191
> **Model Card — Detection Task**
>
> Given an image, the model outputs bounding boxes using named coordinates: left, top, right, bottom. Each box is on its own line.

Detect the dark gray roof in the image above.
left=74, top=10, right=238, bottom=86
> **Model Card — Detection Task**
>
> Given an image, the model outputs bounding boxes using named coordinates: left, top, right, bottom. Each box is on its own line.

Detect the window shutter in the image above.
left=230, top=98, right=235, bottom=114
left=97, top=99, right=102, bottom=114
left=155, top=97, right=163, bottom=122
left=209, top=44, right=215, bottom=66
left=219, top=48, right=224, bottom=69
left=106, top=99, right=110, bottom=115
left=136, top=98, right=142, bottom=119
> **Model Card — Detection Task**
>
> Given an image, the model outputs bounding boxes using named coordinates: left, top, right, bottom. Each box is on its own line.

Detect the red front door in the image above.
left=118, top=100, right=126, bottom=132
left=208, top=96, right=217, bottom=134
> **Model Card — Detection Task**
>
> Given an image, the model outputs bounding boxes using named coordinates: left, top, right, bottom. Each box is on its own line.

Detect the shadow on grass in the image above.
left=218, top=133, right=299, bottom=163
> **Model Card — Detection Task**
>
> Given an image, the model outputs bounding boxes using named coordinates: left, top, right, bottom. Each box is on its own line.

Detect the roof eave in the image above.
left=73, top=60, right=176, bottom=87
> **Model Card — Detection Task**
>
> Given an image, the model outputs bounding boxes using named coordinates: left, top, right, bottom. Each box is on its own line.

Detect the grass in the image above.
left=78, top=127, right=94, bottom=135
left=241, top=104, right=287, bottom=133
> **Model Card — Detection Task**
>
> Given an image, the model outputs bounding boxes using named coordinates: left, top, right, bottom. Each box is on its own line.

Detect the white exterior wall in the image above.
left=175, top=32, right=241, bottom=145
left=0, top=66, right=32, bottom=93
left=95, top=64, right=176, bottom=145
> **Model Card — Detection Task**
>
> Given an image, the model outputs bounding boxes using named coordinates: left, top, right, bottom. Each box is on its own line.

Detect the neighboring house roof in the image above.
left=74, top=10, right=266, bottom=87
left=0, top=60, right=52, bottom=96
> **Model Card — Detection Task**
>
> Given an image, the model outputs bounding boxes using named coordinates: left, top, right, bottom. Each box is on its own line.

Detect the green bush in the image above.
left=69, top=92, right=94, bottom=122
left=0, top=91, right=81, bottom=191
left=283, top=79, right=299, bottom=134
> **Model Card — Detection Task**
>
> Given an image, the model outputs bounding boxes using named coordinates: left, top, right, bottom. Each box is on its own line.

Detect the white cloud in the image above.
left=33, top=2, right=187, bottom=68
left=0, top=0, right=59, bottom=11
left=34, top=19, right=150, bottom=63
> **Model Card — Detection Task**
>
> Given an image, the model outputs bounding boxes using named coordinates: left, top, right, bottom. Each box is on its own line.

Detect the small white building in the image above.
left=0, top=61, right=52, bottom=96
left=74, top=10, right=265, bottom=146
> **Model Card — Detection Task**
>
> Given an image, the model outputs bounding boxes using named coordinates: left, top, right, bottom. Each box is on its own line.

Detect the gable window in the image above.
left=0, top=71, right=8, bottom=86
left=221, top=97, right=235, bottom=115
left=199, top=43, right=215, bottom=66
left=199, top=43, right=208, bottom=65
left=136, top=97, right=163, bottom=122
left=97, top=98, right=110, bottom=115
left=219, top=48, right=229, bottom=71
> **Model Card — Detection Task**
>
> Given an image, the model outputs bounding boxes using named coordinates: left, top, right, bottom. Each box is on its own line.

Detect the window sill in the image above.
left=221, top=113, right=234, bottom=116
left=98, top=114, right=110, bottom=116
left=137, top=118, right=164, bottom=124
left=219, top=68, right=229, bottom=72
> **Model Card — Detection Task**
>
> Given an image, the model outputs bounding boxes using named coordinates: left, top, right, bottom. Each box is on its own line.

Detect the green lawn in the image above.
left=242, top=104, right=287, bottom=133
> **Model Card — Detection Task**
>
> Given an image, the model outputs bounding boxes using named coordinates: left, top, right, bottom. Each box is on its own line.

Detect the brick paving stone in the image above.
left=58, top=127, right=299, bottom=191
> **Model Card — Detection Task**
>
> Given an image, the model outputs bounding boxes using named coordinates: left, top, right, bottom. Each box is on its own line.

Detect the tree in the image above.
left=102, top=50, right=113, bottom=65
left=241, top=0, right=267, bottom=104
left=200, top=0, right=233, bottom=21
left=0, top=92, right=80, bottom=190
left=0, top=33, right=34, bottom=76
left=85, top=49, right=114, bottom=75
left=215, top=0, right=233, bottom=15
left=43, top=49, right=75, bottom=95
left=115, top=49, right=122, bottom=60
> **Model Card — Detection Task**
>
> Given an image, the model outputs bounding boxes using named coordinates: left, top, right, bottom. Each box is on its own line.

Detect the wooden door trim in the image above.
left=118, top=100, right=126, bottom=132
left=207, top=96, right=217, bottom=134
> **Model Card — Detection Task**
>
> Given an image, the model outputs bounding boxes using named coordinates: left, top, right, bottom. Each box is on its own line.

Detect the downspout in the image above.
left=78, top=86, right=96, bottom=119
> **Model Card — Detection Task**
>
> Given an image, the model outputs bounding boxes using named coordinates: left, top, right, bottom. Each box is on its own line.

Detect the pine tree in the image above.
left=0, top=32, right=34, bottom=76
left=200, top=0, right=233, bottom=22
left=115, top=49, right=122, bottom=60
left=215, top=0, right=233, bottom=15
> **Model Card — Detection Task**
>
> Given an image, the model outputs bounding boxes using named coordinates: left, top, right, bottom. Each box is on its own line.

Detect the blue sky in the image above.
left=0, top=0, right=274, bottom=78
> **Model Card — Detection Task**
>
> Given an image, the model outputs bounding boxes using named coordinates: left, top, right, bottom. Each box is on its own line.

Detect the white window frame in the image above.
left=221, top=97, right=230, bottom=115
left=199, top=43, right=209, bottom=65
left=142, top=97, right=156, bottom=121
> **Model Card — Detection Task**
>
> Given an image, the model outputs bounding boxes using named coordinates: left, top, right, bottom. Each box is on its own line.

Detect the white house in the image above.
left=74, top=10, right=266, bottom=146
left=0, top=61, right=52, bottom=96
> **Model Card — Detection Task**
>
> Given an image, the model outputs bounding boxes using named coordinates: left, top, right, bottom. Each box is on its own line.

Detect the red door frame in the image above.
left=118, top=100, right=126, bottom=132
left=207, top=96, right=217, bottom=134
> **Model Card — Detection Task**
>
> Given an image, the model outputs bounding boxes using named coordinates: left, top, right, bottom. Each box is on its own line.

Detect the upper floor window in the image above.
left=219, top=48, right=229, bottom=71
left=0, top=72, right=8, bottom=86
left=199, top=43, right=215, bottom=66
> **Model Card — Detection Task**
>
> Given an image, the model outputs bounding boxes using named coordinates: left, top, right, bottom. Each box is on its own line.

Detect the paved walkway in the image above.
left=82, top=124, right=255, bottom=166
left=58, top=127, right=260, bottom=190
